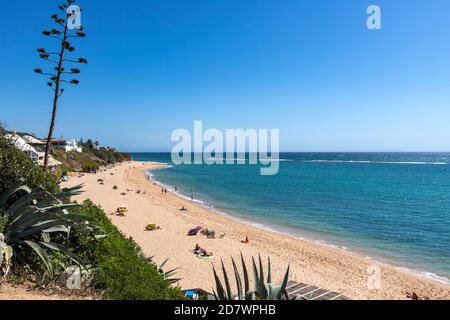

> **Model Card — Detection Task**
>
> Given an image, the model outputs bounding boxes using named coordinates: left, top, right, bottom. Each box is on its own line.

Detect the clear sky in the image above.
left=1, top=0, right=450, bottom=152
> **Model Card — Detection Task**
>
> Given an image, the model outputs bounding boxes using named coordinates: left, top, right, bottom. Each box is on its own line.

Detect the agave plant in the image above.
left=0, top=179, right=97, bottom=280
left=212, top=253, right=290, bottom=300
left=147, top=256, right=181, bottom=285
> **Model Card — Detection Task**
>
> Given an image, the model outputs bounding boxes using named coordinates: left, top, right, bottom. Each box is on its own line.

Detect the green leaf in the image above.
left=240, top=252, right=249, bottom=295
left=280, top=265, right=290, bottom=299
left=39, top=241, right=86, bottom=271
left=21, top=240, right=54, bottom=278
left=252, top=256, right=259, bottom=294
left=6, top=187, right=46, bottom=214
left=258, top=254, right=267, bottom=298
left=0, top=179, right=31, bottom=209
left=212, top=266, right=226, bottom=300
left=221, top=258, right=233, bottom=300
left=11, top=219, right=74, bottom=239
left=231, top=256, right=243, bottom=300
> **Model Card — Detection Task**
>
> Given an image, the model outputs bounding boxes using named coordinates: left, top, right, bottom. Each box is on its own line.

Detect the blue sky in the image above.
left=1, top=0, right=450, bottom=152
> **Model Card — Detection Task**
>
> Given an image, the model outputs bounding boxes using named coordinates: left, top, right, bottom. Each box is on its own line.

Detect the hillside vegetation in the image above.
left=0, top=136, right=183, bottom=300
left=53, top=144, right=131, bottom=173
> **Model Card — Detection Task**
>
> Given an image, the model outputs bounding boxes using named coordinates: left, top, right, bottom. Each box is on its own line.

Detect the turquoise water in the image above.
left=131, top=152, right=450, bottom=282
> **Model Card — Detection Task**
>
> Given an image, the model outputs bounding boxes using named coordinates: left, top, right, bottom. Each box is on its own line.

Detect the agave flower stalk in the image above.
left=34, top=0, right=88, bottom=168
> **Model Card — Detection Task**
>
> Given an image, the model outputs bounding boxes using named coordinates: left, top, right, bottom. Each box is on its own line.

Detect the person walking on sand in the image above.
left=161, top=188, right=164, bottom=194
left=190, top=194, right=194, bottom=201
left=164, top=189, right=167, bottom=194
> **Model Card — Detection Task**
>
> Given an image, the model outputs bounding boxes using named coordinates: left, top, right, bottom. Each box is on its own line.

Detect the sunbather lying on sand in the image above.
left=194, top=244, right=213, bottom=257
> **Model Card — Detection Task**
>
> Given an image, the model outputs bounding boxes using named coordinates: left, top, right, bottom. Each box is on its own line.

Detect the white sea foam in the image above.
left=394, top=267, right=450, bottom=285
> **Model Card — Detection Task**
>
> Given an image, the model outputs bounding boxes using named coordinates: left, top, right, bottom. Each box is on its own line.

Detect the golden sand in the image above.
left=61, top=161, right=450, bottom=300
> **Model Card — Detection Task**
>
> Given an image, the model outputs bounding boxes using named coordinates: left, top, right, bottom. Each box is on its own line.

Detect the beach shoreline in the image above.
left=147, top=164, right=450, bottom=287
left=62, top=160, right=450, bottom=300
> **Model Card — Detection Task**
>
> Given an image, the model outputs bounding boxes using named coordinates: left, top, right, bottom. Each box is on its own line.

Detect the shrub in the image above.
left=77, top=200, right=184, bottom=300
left=0, top=180, right=90, bottom=282
left=81, top=162, right=100, bottom=173
left=0, top=136, right=59, bottom=193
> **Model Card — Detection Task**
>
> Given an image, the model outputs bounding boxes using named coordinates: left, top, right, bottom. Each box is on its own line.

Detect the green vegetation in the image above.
left=0, top=139, right=182, bottom=299
left=0, top=136, right=59, bottom=193
left=53, top=142, right=130, bottom=173
left=75, top=200, right=183, bottom=300
left=0, top=180, right=91, bottom=282
left=213, top=253, right=290, bottom=300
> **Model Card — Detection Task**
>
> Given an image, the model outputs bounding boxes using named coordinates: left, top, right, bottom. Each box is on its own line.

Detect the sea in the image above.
left=130, top=152, right=450, bottom=283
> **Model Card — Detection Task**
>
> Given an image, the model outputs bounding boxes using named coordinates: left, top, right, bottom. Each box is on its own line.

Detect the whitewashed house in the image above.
left=64, top=139, right=82, bottom=152
left=23, top=135, right=45, bottom=145
left=4, top=133, right=61, bottom=170
left=4, top=133, right=40, bottom=162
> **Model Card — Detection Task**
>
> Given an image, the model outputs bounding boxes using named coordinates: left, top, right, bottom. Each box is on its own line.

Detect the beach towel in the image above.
left=187, top=226, right=202, bottom=236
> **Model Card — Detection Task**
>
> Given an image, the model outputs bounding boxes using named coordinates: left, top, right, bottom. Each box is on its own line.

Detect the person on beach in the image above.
left=194, top=244, right=213, bottom=257
left=164, top=189, right=167, bottom=194
left=161, top=188, right=164, bottom=194
left=175, top=186, right=177, bottom=191
left=190, top=194, right=194, bottom=201
left=241, top=236, right=250, bottom=244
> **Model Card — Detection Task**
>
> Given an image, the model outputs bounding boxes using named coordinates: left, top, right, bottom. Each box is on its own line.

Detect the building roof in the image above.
left=22, top=135, right=45, bottom=144
left=4, top=134, right=37, bottom=153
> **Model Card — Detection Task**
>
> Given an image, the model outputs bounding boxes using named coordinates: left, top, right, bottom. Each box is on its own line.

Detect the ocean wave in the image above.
left=394, top=267, right=450, bottom=285
left=303, top=160, right=447, bottom=165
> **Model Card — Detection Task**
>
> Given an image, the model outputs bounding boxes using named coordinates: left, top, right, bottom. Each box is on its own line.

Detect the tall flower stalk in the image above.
left=34, top=0, right=87, bottom=168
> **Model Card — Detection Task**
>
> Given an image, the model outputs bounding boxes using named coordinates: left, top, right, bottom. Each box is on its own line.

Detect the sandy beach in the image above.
left=61, top=161, right=450, bottom=300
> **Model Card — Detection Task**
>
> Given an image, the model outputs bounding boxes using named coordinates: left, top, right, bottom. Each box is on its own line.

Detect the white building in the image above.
left=64, top=139, right=82, bottom=152
left=4, top=133, right=61, bottom=170
left=22, top=135, right=45, bottom=145
left=4, top=134, right=40, bottom=162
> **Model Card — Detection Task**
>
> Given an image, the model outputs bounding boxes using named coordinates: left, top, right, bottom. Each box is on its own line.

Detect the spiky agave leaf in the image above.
left=240, top=252, right=251, bottom=299
left=0, top=179, right=30, bottom=208
left=6, top=186, right=47, bottom=214
left=221, top=258, right=233, bottom=300
left=251, top=256, right=260, bottom=296
left=231, top=256, right=243, bottom=299
left=212, top=265, right=226, bottom=300
left=258, top=254, right=267, bottom=298
left=38, top=241, right=86, bottom=270
left=280, top=264, right=290, bottom=299
left=20, top=240, right=54, bottom=278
